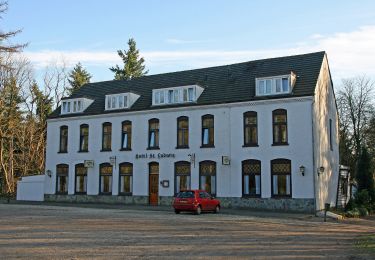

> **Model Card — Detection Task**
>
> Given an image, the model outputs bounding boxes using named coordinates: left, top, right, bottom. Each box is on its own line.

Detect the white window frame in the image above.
left=61, top=99, right=84, bottom=114
left=105, top=93, right=130, bottom=110
left=152, top=85, right=200, bottom=106
left=256, top=75, right=291, bottom=96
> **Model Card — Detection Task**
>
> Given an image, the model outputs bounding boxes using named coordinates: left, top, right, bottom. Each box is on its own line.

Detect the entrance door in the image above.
left=149, top=162, right=159, bottom=205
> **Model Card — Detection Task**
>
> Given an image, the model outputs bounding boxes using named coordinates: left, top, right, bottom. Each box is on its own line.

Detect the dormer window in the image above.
left=152, top=85, right=204, bottom=106
left=61, top=98, right=93, bottom=115
left=106, top=94, right=128, bottom=110
left=256, top=73, right=296, bottom=96
left=105, top=92, right=139, bottom=110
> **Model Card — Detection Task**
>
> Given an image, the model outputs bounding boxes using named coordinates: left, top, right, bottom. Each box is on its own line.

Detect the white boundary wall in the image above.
left=17, top=175, right=45, bottom=201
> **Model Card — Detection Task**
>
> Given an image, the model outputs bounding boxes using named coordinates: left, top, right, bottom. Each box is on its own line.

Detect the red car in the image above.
left=172, top=190, right=221, bottom=215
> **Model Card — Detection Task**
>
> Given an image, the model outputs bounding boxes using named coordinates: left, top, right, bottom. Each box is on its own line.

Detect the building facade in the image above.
left=44, top=51, right=339, bottom=212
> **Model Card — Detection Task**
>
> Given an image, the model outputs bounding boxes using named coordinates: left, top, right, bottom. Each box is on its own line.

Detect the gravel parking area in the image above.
left=0, top=203, right=374, bottom=259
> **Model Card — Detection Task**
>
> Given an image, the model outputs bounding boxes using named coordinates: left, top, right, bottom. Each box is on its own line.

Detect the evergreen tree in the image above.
left=110, top=38, right=148, bottom=80
left=356, top=146, right=375, bottom=200
left=67, top=63, right=91, bottom=95
left=0, top=2, right=26, bottom=53
left=31, top=81, right=53, bottom=120
left=0, top=74, right=23, bottom=193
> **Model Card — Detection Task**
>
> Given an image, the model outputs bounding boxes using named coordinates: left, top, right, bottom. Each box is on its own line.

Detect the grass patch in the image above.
left=356, top=234, right=375, bottom=254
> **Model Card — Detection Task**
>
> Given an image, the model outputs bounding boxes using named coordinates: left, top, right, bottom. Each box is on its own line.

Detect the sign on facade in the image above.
left=222, top=156, right=231, bottom=165
left=84, top=160, right=94, bottom=168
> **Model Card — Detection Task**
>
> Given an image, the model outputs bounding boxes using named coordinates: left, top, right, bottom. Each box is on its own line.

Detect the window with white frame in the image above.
left=153, top=85, right=202, bottom=105
left=256, top=76, right=291, bottom=96
left=61, top=100, right=82, bottom=113
left=61, top=98, right=93, bottom=115
left=105, top=94, right=129, bottom=110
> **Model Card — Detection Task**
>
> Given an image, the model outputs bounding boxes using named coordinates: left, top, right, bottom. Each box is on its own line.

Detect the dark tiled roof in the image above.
left=49, top=51, right=325, bottom=119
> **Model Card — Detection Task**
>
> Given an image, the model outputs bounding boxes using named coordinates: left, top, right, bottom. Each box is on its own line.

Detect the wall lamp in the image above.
left=318, top=166, right=325, bottom=176
left=299, top=165, right=306, bottom=176
left=46, top=170, right=52, bottom=178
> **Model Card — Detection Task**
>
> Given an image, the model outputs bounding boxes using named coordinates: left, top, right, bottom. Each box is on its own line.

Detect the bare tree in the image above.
left=0, top=54, right=29, bottom=192
left=42, top=60, right=69, bottom=109
left=337, top=76, right=375, bottom=158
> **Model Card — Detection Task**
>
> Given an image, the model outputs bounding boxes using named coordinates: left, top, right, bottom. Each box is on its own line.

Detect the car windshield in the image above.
left=176, top=191, right=195, bottom=198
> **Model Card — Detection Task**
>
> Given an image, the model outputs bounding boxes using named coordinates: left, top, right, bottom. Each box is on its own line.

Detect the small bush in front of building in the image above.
left=345, top=198, right=356, bottom=211
left=345, top=208, right=361, bottom=218
left=355, top=190, right=372, bottom=212
left=358, top=207, right=369, bottom=216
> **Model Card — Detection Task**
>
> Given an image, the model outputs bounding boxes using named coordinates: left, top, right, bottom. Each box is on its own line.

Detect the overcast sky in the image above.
left=4, top=0, right=375, bottom=87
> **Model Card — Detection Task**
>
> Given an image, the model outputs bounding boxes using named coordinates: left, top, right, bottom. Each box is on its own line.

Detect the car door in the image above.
left=204, top=191, right=216, bottom=210
left=199, top=191, right=209, bottom=210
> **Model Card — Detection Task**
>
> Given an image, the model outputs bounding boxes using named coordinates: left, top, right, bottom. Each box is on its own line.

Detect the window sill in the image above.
left=100, top=149, right=112, bottom=152
left=176, top=146, right=189, bottom=149
left=147, top=147, right=160, bottom=150
left=78, top=150, right=89, bottom=153
left=119, top=148, right=132, bottom=151
left=271, top=195, right=292, bottom=199
left=74, top=192, right=87, bottom=195
left=57, top=151, right=68, bottom=154
left=99, top=192, right=112, bottom=196
left=272, top=143, right=289, bottom=146
left=200, top=145, right=215, bottom=148
left=242, top=195, right=261, bottom=198
left=55, top=192, right=68, bottom=195
left=242, top=144, right=259, bottom=147
left=118, top=193, right=133, bottom=196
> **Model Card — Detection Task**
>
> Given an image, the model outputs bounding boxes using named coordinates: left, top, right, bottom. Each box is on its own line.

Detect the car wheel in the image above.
left=214, top=205, right=220, bottom=214
left=174, top=209, right=180, bottom=214
left=195, top=206, right=202, bottom=215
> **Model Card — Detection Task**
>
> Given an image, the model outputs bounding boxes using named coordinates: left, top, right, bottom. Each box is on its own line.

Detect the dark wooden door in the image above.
left=149, top=174, right=159, bottom=205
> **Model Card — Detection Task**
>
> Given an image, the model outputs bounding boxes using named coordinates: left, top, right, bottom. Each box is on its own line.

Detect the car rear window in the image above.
left=176, top=191, right=195, bottom=198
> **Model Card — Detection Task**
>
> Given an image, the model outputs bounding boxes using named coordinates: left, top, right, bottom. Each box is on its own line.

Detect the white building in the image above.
left=43, top=51, right=339, bottom=212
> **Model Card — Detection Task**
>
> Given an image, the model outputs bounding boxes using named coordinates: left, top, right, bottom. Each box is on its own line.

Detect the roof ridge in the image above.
left=88, top=51, right=326, bottom=85
left=49, top=51, right=326, bottom=119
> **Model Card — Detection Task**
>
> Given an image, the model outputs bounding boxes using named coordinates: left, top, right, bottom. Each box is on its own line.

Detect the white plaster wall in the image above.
left=230, top=98, right=314, bottom=199
left=17, top=175, right=45, bottom=201
left=313, top=55, right=340, bottom=210
left=45, top=97, right=315, bottom=200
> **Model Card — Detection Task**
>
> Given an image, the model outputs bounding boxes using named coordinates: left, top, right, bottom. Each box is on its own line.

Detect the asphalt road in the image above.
left=0, top=203, right=374, bottom=259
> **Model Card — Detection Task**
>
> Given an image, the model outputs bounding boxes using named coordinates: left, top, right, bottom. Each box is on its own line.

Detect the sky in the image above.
left=3, top=0, right=375, bottom=87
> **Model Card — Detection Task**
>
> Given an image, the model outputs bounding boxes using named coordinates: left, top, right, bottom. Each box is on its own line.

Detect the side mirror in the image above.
left=211, top=196, right=215, bottom=199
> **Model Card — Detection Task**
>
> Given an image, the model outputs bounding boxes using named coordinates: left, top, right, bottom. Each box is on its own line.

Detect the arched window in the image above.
left=75, top=163, right=87, bottom=194
left=148, top=118, right=159, bottom=149
left=99, top=163, right=112, bottom=195
left=102, top=122, right=112, bottom=151
left=56, top=164, right=69, bottom=194
left=59, top=125, right=68, bottom=153
left=175, top=161, right=191, bottom=194
left=201, top=114, right=214, bottom=147
left=121, top=121, right=132, bottom=150
left=271, top=159, right=291, bottom=197
left=242, top=159, right=261, bottom=197
left=199, top=161, right=216, bottom=196
left=243, top=111, right=258, bottom=146
left=177, top=116, right=189, bottom=148
left=119, top=162, right=133, bottom=195
left=79, top=124, right=89, bottom=152
left=272, top=109, right=288, bottom=145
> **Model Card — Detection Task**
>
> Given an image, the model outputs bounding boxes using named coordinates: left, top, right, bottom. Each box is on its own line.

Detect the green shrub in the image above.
left=346, top=208, right=360, bottom=218
left=358, top=207, right=369, bottom=216
left=345, top=198, right=356, bottom=211
left=355, top=190, right=372, bottom=210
